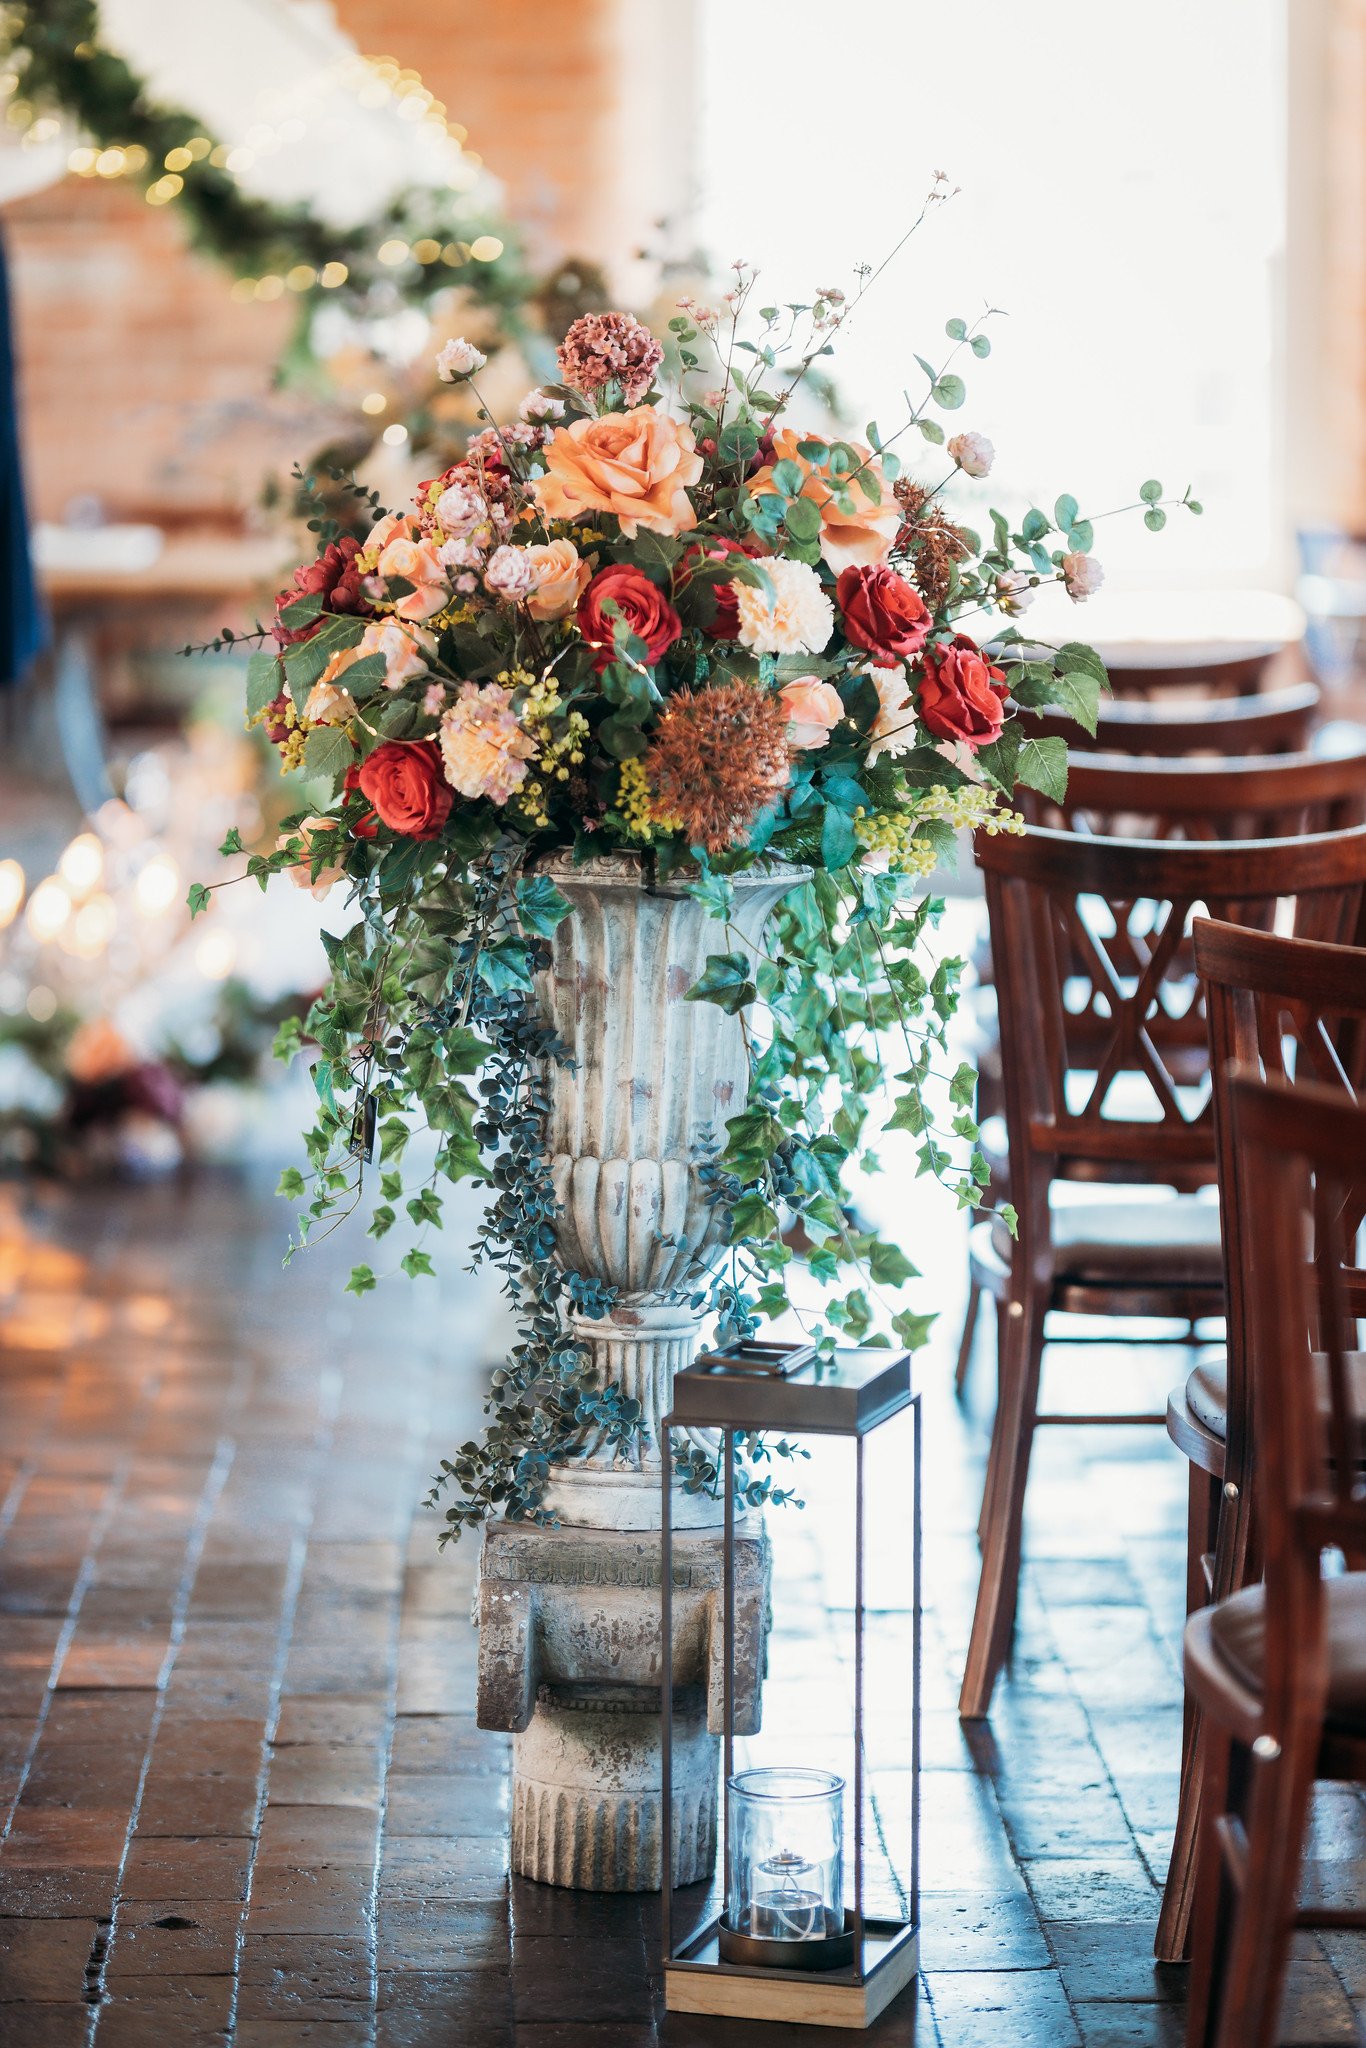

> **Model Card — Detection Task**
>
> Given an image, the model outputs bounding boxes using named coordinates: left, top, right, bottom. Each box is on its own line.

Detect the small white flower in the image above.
left=484, top=545, right=536, bottom=602
left=1062, top=551, right=1105, bottom=603
left=995, top=571, right=1035, bottom=617
left=435, top=337, right=487, bottom=382
left=948, top=431, right=995, bottom=479
left=865, top=666, right=915, bottom=765
left=733, top=557, right=835, bottom=656
left=422, top=682, right=447, bottom=716
left=519, top=387, right=565, bottom=424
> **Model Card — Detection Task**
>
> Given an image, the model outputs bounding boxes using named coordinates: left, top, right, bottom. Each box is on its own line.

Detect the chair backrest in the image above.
left=1021, top=741, right=1366, bottom=841
left=1194, top=922, right=1366, bottom=1579
left=976, top=823, right=1366, bottom=1245
left=1228, top=1075, right=1366, bottom=1733
left=1105, top=648, right=1279, bottom=699
left=1022, top=681, right=1320, bottom=758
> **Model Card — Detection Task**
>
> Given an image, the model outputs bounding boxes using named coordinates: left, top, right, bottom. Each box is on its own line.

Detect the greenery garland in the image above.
left=0, top=0, right=531, bottom=322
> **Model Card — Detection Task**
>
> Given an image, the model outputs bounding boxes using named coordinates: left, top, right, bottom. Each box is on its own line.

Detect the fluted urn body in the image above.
left=537, top=852, right=805, bottom=1529
left=474, top=852, right=806, bottom=1890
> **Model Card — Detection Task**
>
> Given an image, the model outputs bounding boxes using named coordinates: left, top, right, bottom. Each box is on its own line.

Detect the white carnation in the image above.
left=733, top=557, right=834, bottom=656
left=865, top=666, right=915, bottom=765
left=519, top=387, right=565, bottom=423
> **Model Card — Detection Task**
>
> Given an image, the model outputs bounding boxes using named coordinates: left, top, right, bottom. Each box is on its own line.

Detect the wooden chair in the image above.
left=1104, top=649, right=1280, bottom=699
left=1183, top=1075, right=1366, bottom=2048
left=958, top=823, right=1366, bottom=1722
left=1023, top=681, right=1321, bottom=758
left=1023, top=742, right=1366, bottom=841
left=1155, top=921, right=1366, bottom=1961
left=956, top=745, right=1366, bottom=1396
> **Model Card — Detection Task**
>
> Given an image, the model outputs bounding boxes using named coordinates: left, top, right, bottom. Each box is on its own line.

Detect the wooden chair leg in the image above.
left=1156, top=1467, right=1222, bottom=1962
left=1184, top=1726, right=1235, bottom=2048
left=1205, top=1733, right=1319, bottom=2048
left=959, top=1290, right=1045, bottom=1720
left=954, top=1275, right=982, bottom=1399
left=976, top=1297, right=1013, bottom=1549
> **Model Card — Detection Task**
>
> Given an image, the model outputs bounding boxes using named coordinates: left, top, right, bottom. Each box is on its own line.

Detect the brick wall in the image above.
left=3, top=0, right=669, bottom=523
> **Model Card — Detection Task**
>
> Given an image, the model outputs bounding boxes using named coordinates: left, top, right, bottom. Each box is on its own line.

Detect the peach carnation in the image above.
left=438, top=682, right=537, bottom=806
left=748, top=428, right=899, bottom=574
left=532, top=407, right=702, bottom=539
left=733, top=557, right=834, bottom=656
left=524, top=537, right=594, bottom=623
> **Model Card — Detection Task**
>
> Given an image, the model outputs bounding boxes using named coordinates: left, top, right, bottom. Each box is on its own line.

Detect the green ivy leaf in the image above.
left=276, top=1167, right=306, bottom=1200
left=401, top=1248, right=437, bottom=1280
left=345, top=1264, right=377, bottom=1297
left=868, top=1241, right=918, bottom=1287
left=515, top=875, right=572, bottom=938
left=187, top=883, right=212, bottom=919
left=686, top=952, right=756, bottom=1015
left=891, top=1308, right=937, bottom=1350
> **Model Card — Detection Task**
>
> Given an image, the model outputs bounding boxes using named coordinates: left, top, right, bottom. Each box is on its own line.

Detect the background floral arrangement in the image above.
left=194, top=232, right=1197, bottom=1536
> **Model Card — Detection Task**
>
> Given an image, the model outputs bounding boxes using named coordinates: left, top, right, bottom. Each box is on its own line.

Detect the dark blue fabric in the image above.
left=0, top=225, right=47, bottom=687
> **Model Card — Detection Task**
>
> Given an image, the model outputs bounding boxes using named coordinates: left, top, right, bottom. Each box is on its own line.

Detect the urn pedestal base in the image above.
left=477, top=1520, right=767, bottom=1892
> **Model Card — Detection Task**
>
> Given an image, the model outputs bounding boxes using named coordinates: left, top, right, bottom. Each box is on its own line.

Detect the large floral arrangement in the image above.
left=194, top=241, right=1196, bottom=1536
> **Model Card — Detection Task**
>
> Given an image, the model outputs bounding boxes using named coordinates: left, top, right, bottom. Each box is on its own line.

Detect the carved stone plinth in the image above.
left=477, top=1521, right=768, bottom=1891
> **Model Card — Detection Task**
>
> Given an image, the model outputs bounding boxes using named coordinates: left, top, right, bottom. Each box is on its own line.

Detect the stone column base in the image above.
left=476, top=1520, right=768, bottom=1892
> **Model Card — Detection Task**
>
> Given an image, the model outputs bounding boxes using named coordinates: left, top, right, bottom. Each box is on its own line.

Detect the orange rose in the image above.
left=532, top=406, right=702, bottom=539
left=524, top=537, right=595, bottom=622
left=778, top=676, right=844, bottom=751
left=748, top=428, right=899, bottom=574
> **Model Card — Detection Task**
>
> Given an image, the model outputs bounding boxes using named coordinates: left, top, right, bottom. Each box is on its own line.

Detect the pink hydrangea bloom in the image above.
left=556, top=311, right=664, bottom=405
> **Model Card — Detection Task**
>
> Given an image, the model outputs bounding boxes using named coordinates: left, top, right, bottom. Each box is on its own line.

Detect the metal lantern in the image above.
left=660, top=1340, right=921, bottom=2029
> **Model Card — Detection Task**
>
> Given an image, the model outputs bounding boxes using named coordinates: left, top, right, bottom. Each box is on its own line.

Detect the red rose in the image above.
left=917, top=634, right=1008, bottom=752
left=836, top=564, right=931, bottom=664
left=356, top=742, right=452, bottom=839
left=679, top=537, right=764, bottom=639
left=274, top=537, right=373, bottom=646
left=577, top=564, right=682, bottom=672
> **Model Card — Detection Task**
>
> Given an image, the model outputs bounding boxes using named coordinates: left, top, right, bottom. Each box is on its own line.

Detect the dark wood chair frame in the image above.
left=958, top=823, right=1366, bottom=1722
left=957, top=742, right=1366, bottom=1398
left=1183, top=1075, right=1366, bottom=2048
left=1155, top=921, right=1366, bottom=1962
left=1023, top=680, right=1320, bottom=758
left=1103, top=650, right=1281, bottom=699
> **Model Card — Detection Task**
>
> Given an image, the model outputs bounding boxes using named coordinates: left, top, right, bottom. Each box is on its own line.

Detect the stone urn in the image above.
left=475, top=853, right=806, bottom=1890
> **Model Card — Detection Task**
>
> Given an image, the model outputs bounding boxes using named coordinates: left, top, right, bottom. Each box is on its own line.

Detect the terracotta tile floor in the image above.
left=1, top=1161, right=1365, bottom=2047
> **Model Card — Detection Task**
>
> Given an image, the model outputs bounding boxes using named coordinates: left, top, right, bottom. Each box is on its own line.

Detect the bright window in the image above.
left=694, top=0, right=1285, bottom=589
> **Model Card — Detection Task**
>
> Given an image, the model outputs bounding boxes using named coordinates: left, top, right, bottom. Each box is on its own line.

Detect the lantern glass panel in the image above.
left=726, top=1767, right=844, bottom=1945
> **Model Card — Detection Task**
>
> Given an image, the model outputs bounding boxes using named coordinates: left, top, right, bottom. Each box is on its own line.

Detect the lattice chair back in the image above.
left=975, top=824, right=1366, bottom=1243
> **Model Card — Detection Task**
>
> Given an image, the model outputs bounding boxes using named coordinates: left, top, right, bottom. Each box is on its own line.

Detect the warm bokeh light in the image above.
left=194, top=930, right=237, bottom=981
left=67, top=894, right=118, bottom=958
left=25, top=984, right=57, bottom=1023
left=0, top=858, right=25, bottom=930
left=26, top=877, right=72, bottom=942
left=134, top=856, right=179, bottom=918
left=57, top=832, right=104, bottom=896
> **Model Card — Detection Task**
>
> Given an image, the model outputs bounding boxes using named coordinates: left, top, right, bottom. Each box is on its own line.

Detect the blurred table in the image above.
left=36, top=526, right=286, bottom=811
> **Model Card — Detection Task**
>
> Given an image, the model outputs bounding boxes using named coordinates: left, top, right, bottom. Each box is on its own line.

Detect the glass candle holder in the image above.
left=723, top=1768, right=846, bottom=1965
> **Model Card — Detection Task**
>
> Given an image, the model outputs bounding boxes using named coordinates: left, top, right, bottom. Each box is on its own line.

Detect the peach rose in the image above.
left=524, top=537, right=595, bottom=622
left=357, top=620, right=436, bottom=690
left=364, top=511, right=415, bottom=555
left=303, top=679, right=356, bottom=726
left=779, top=676, right=844, bottom=750
left=279, top=818, right=347, bottom=900
left=748, top=428, right=899, bottom=574
left=532, top=406, right=702, bottom=539
left=377, top=533, right=449, bottom=622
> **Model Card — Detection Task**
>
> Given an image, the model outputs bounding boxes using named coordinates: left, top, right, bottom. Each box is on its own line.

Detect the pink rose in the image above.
left=1062, top=551, right=1105, bottom=603
left=779, top=676, right=844, bottom=751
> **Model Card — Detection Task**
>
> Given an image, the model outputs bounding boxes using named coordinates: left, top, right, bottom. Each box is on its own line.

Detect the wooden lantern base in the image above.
left=664, top=1918, right=919, bottom=2028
